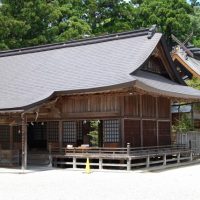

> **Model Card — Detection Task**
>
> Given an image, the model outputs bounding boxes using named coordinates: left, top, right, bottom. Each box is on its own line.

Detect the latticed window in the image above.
left=77, top=121, right=83, bottom=140
left=47, top=121, right=59, bottom=142
left=13, top=126, right=22, bottom=143
left=103, top=119, right=120, bottom=143
left=63, top=121, right=76, bottom=143
left=0, top=125, right=10, bottom=142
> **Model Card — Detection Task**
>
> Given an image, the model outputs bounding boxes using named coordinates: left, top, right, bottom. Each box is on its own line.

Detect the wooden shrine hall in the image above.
left=0, top=26, right=200, bottom=169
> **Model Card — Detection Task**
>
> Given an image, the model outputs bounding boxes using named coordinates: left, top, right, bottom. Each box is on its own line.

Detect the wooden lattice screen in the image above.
left=0, top=125, right=10, bottom=149
left=13, top=126, right=22, bottom=143
left=103, top=119, right=120, bottom=143
left=63, top=121, right=76, bottom=143
left=47, top=121, right=59, bottom=142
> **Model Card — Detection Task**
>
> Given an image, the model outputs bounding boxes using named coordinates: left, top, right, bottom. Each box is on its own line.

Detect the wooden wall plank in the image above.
left=158, top=121, right=171, bottom=145
left=142, top=95, right=156, bottom=118
left=124, top=119, right=141, bottom=147
left=143, top=120, right=157, bottom=146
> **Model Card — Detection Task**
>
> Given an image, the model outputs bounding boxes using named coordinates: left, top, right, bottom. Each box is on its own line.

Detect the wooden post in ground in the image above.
left=126, top=143, right=131, bottom=170
left=127, top=143, right=130, bottom=155
left=190, top=151, right=193, bottom=161
left=73, top=157, right=76, bottom=169
left=21, top=114, right=27, bottom=171
left=127, top=158, right=131, bottom=171
left=146, top=155, right=150, bottom=168
left=99, top=157, right=103, bottom=170
left=163, top=154, right=167, bottom=166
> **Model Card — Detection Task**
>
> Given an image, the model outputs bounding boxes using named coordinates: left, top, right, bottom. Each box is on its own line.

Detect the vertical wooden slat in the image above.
left=124, top=120, right=141, bottom=147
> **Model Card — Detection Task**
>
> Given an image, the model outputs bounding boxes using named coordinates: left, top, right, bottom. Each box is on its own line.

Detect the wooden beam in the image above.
left=61, top=111, right=120, bottom=118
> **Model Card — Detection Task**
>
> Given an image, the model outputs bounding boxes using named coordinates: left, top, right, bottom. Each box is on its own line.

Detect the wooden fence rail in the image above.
left=51, top=144, right=193, bottom=171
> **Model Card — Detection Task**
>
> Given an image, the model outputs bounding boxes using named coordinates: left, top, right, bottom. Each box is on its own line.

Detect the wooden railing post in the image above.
left=163, top=154, right=166, bottom=166
left=127, top=158, right=131, bottom=171
left=177, top=152, right=180, bottom=163
left=48, top=143, right=52, bottom=166
left=127, top=143, right=130, bottom=156
left=99, top=157, right=103, bottom=170
left=126, top=143, right=131, bottom=171
left=146, top=155, right=150, bottom=168
left=73, top=157, right=76, bottom=169
left=190, top=151, right=193, bottom=161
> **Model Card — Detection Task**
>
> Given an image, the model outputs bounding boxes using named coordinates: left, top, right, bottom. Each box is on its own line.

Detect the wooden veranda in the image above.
left=50, top=144, right=194, bottom=171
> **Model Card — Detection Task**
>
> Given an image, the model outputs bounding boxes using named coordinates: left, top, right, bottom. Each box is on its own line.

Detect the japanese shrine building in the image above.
left=0, top=27, right=200, bottom=167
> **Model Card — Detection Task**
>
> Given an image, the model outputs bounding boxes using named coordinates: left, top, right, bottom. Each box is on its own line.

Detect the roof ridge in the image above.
left=0, top=28, right=151, bottom=57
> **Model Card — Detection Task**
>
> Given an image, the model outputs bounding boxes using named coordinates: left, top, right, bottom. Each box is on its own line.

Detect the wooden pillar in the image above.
left=156, top=97, right=159, bottom=146
left=127, top=143, right=131, bottom=171
left=190, top=151, right=193, bottom=161
left=177, top=152, right=180, bottom=163
left=99, top=157, right=103, bottom=170
left=146, top=155, right=150, bottom=168
left=59, top=121, right=62, bottom=153
left=140, top=95, right=143, bottom=146
left=120, top=96, right=125, bottom=147
left=73, top=157, right=76, bottom=169
left=127, top=157, right=131, bottom=171
left=21, top=114, right=27, bottom=170
left=10, top=126, right=13, bottom=150
left=163, top=154, right=167, bottom=166
left=121, top=118, right=124, bottom=147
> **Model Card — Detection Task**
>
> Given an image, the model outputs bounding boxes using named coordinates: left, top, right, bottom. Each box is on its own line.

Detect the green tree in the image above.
left=132, top=0, right=193, bottom=46
left=0, top=0, right=91, bottom=49
left=82, top=0, right=136, bottom=35
left=87, top=120, right=100, bottom=147
left=172, top=113, right=193, bottom=133
left=190, top=6, right=200, bottom=47
left=190, top=0, right=200, bottom=7
left=186, top=77, right=200, bottom=90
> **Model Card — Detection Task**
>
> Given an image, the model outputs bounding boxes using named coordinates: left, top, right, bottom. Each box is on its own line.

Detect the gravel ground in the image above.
left=0, top=164, right=200, bottom=200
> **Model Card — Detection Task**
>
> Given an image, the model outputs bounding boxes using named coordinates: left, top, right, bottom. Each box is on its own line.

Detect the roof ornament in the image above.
left=171, top=33, right=194, bottom=57
left=147, top=25, right=157, bottom=39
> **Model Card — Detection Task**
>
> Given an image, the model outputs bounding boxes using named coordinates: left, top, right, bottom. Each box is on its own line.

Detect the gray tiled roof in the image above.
left=134, top=71, right=200, bottom=100
left=0, top=29, right=200, bottom=110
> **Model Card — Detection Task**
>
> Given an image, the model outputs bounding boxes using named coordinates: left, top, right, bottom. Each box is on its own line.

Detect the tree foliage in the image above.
left=186, top=78, right=200, bottom=90
left=131, top=0, right=192, bottom=45
left=0, top=0, right=199, bottom=49
left=82, top=0, right=136, bottom=35
left=190, top=6, right=200, bottom=47
left=0, top=0, right=91, bottom=48
left=190, top=0, right=200, bottom=7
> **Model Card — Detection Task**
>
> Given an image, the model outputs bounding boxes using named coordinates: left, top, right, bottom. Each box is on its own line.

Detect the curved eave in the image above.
left=0, top=81, right=136, bottom=112
left=135, top=80, right=200, bottom=101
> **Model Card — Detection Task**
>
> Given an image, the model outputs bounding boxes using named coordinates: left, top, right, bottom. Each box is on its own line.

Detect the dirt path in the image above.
left=0, top=164, right=199, bottom=200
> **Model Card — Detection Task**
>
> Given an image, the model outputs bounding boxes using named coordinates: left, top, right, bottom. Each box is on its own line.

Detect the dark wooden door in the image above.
left=124, top=120, right=141, bottom=147
left=28, top=122, right=47, bottom=150
left=143, top=120, right=157, bottom=146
